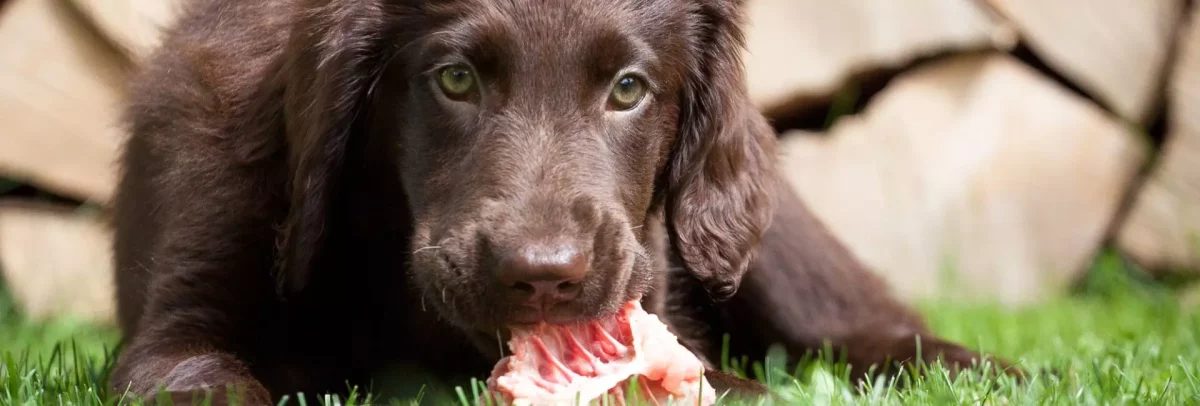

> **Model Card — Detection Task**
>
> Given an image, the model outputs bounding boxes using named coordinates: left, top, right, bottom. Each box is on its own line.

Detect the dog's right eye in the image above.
left=437, top=65, right=477, bottom=100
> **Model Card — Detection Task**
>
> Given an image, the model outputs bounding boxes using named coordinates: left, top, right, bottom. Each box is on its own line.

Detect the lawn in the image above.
left=2, top=252, right=1198, bottom=405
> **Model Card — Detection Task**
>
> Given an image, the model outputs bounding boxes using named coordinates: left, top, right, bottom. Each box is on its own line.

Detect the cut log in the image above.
left=983, top=0, right=1185, bottom=124
left=742, top=0, right=1018, bottom=117
left=67, top=0, right=180, bottom=61
left=0, top=201, right=115, bottom=324
left=0, top=0, right=127, bottom=203
left=1117, top=7, right=1200, bottom=276
left=778, top=54, right=1147, bottom=305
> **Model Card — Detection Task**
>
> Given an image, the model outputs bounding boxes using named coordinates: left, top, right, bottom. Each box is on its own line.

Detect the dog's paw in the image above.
left=907, top=337, right=1026, bottom=382
left=703, top=369, right=774, bottom=402
left=152, top=355, right=272, bottom=406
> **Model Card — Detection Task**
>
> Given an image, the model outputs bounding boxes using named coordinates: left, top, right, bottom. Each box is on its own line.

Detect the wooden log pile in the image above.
left=0, top=0, right=1196, bottom=323
left=0, top=0, right=176, bottom=324
left=776, top=54, right=1147, bottom=304
left=1117, top=5, right=1200, bottom=278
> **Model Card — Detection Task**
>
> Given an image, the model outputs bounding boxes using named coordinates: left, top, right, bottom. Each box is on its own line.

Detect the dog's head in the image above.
left=275, top=0, right=777, bottom=332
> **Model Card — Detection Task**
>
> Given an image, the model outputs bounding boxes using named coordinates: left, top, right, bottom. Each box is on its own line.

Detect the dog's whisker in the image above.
left=413, top=245, right=442, bottom=255
left=442, top=287, right=448, bottom=304
left=625, top=248, right=651, bottom=261
left=421, top=295, right=427, bottom=312
left=496, top=330, right=505, bottom=357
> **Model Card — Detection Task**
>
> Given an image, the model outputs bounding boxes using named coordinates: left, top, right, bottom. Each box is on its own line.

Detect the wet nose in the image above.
left=496, top=242, right=588, bottom=304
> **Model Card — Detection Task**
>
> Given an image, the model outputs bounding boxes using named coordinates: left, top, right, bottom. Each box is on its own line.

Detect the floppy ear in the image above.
left=664, top=1, right=778, bottom=302
left=272, top=0, right=389, bottom=297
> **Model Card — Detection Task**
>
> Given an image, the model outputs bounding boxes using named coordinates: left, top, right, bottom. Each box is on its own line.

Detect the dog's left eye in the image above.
left=608, top=75, right=647, bottom=111
left=437, top=65, right=477, bottom=100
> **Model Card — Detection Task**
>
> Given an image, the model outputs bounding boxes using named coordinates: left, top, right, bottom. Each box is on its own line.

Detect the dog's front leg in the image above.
left=110, top=247, right=280, bottom=405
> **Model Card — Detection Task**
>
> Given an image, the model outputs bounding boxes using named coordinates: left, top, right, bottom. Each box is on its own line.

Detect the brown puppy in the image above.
left=109, top=0, right=1019, bottom=404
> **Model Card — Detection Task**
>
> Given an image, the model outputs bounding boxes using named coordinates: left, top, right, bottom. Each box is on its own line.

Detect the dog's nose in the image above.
left=497, top=242, right=588, bottom=304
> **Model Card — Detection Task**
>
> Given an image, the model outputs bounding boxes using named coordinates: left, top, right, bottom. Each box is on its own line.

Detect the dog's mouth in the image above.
left=505, top=304, right=590, bottom=327
left=485, top=301, right=716, bottom=405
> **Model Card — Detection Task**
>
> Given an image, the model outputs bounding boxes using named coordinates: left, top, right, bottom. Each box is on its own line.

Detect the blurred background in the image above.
left=0, top=0, right=1197, bottom=334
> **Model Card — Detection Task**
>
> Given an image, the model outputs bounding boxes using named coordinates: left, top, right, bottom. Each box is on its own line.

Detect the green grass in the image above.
left=2, top=258, right=1199, bottom=406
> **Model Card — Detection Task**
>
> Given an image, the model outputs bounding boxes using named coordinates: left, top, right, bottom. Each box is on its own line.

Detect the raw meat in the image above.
left=485, top=301, right=717, bottom=406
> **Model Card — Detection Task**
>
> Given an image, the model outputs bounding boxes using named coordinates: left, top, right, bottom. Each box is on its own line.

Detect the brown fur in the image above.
left=109, top=0, right=1020, bottom=404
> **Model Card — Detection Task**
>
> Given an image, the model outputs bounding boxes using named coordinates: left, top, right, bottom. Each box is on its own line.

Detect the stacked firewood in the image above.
left=751, top=0, right=1198, bottom=305
left=0, top=0, right=1196, bottom=324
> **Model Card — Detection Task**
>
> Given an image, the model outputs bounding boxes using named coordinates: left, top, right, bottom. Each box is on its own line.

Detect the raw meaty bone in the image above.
left=486, top=301, right=718, bottom=406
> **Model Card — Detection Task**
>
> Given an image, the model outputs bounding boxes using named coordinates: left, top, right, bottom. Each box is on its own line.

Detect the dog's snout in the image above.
left=497, top=242, right=588, bottom=303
